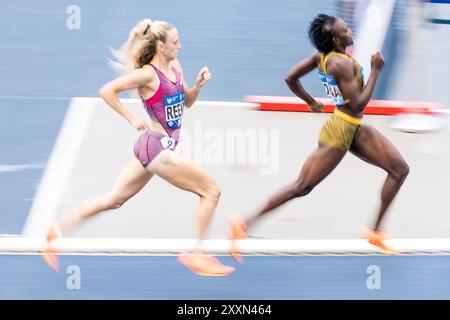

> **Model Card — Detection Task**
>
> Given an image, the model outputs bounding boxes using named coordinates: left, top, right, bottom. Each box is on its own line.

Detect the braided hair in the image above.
left=308, top=14, right=337, bottom=54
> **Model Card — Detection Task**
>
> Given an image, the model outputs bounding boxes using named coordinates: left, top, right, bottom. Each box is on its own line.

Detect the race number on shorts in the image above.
left=160, top=136, right=176, bottom=150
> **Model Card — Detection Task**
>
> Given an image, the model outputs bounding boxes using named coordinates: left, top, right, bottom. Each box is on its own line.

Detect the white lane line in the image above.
left=21, top=98, right=97, bottom=237
left=432, top=108, right=450, bottom=114
left=0, top=164, right=44, bottom=173
left=0, top=96, right=73, bottom=100
left=0, top=95, right=257, bottom=107
left=195, top=101, right=259, bottom=108
left=3, top=237, right=450, bottom=255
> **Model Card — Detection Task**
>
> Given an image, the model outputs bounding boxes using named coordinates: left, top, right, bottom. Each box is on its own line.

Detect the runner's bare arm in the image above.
left=99, top=68, right=154, bottom=128
left=285, top=51, right=321, bottom=107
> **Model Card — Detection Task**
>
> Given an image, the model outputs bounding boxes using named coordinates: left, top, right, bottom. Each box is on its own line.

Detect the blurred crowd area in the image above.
left=0, top=0, right=447, bottom=103
left=337, top=0, right=450, bottom=106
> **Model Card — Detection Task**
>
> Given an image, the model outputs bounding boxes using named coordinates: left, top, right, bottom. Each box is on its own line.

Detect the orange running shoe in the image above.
left=42, top=222, right=62, bottom=271
left=177, top=252, right=235, bottom=276
left=229, top=212, right=247, bottom=263
left=360, top=227, right=400, bottom=255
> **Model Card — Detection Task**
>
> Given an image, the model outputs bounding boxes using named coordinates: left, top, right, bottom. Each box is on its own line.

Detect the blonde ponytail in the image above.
left=109, top=18, right=174, bottom=74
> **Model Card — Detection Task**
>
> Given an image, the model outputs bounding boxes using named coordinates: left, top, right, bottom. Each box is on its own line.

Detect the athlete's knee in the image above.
left=110, top=201, right=125, bottom=209
left=208, top=183, right=222, bottom=201
left=389, top=159, right=409, bottom=182
left=103, top=195, right=128, bottom=210
left=202, top=182, right=221, bottom=202
left=292, top=181, right=314, bottom=198
left=399, top=161, right=410, bottom=181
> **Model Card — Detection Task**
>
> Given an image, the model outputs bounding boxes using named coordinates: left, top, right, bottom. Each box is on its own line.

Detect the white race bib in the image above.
left=164, top=92, right=185, bottom=129
left=319, top=72, right=345, bottom=105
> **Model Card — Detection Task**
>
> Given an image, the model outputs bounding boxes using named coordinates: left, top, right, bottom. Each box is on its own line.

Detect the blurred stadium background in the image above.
left=1, top=0, right=450, bottom=299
